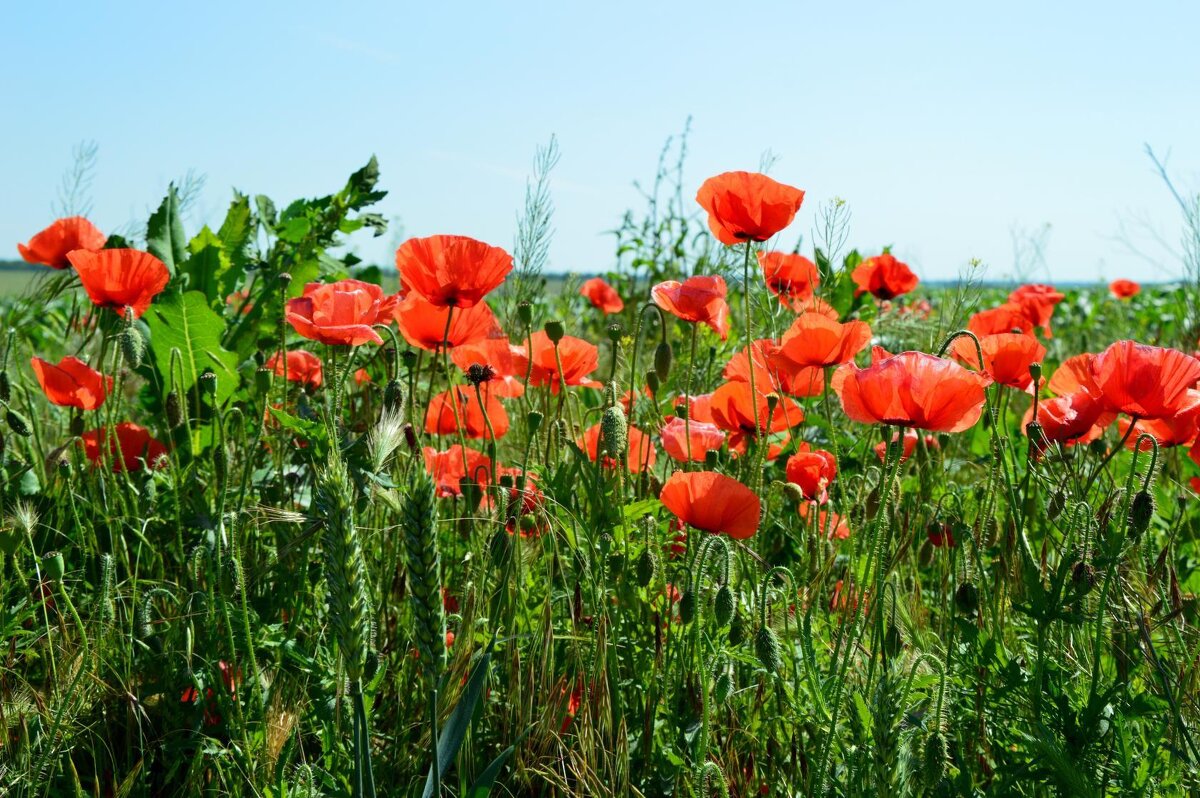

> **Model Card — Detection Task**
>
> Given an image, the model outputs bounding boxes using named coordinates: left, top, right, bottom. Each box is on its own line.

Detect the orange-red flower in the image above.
left=422, top=445, right=492, bottom=497
left=286, top=279, right=396, bottom=346
left=785, top=445, right=837, bottom=501
left=1090, top=341, right=1200, bottom=420
left=952, top=333, right=1046, bottom=391
left=1109, top=279, right=1140, bottom=299
left=873, top=428, right=939, bottom=463
left=580, top=423, right=657, bottom=473
left=66, top=249, right=170, bottom=318
left=1026, top=392, right=1111, bottom=450
left=451, top=338, right=526, bottom=398
left=1008, top=283, right=1064, bottom=337
left=659, top=470, right=761, bottom=539
left=265, top=350, right=323, bottom=388
left=18, top=216, right=106, bottom=269
left=695, top=172, right=805, bottom=246
left=394, top=293, right=499, bottom=351
left=710, top=381, right=803, bottom=451
left=771, top=314, right=872, bottom=370
left=30, top=356, right=112, bottom=410
left=425, top=387, right=509, bottom=440
left=1117, top=410, right=1199, bottom=451
left=789, top=295, right=840, bottom=318
left=968, top=303, right=1035, bottom=338
left=675, top=393, right=715, bottom=424
left=759, top=251, right=819, bottom=303
left=660, top=416, right=726, bottom=463
left=833, top=350, right=990, bottom=433
left=851, top=254, right=918, bottom=300
left=1047, top=353, right=1100, bottom=397
left=80, top=422, right=167, bottom=472
left=395, top=235, right=513, bottom=308
left=724, top=339, right=819, bottom=398
left=797, top=501, right=850, bottom=539
left=579, top=277, right=624, bottom=314
left=651, top=275, right=730, bottom=340
left=513, top=331, right=601, bottom=393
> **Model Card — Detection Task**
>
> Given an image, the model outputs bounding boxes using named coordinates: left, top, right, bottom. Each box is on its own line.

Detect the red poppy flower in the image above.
left=873, top=428, right=939, bottom=463
left=725, top=339, right=824, bottom=398
left=286, top=279, right=397, bottom=346
left=659, top=470, right=761, bottom=539
left=451, top=338, right=526, bottom=398
left=66, top=249, right=170, bottom=318
left=1090, top=340, right=1200, bottom=420
left=579, top=277, right=624, bottom=314
left=395, top=234, right=513, bottom=308
left=265, top=350, right=323, bottom=388
left=759, top=251, right=819, bottom=303
left=710, top=380, right=804, bottom=451
left=797, top=501, right=850, bottom=539
left=651, top=275, right=730, bottom=340
left=695, top=171, right=805, bottom=246
left=833, top=351, right=990, bottom=433
left=425, top=387, right=509, bottom=440
left=851, top=254, right=919, bottom=300
left=580, top=423, right=657, bottom=473
left=789, top=295, right=840, bottom=318
left=354, top=368, right=371, bottom=385
left=952, top=333, right=1046, bottom=391
left=394, top=292, right=500, bottom=351
left=675, top=392, right=716, bottom=424
left=660, top=416, right=726, bottom=463
left=1191, top=437, right=1200, bottom=469
left=1025, top=392, right=1111, bottom=451
left=1117, top=410, right=1199, bottom=451
left=1048, top=353, right=1100, bottom=397
left=1109, top=279, right=1140, bottom=299
left=422, top=445, right=492, bottom=498
left=928, top=523, right=956, bottom=548
left=968, top=303, right=1035, bottom=338
left=18, top=216, right=106, bottom=269
left=1008, top=283, right=1064, bottom=337
left=80, top=422, right=168, bottom=472
left=771, top=314, right=872, bottom=370
left=512, top=331, right=601, bottom=393
left=785, top=445, right=837, bottom=501
left=30, top=356, right=112, bottom=410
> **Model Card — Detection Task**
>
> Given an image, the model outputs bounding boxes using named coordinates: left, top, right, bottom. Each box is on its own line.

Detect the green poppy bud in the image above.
left=654, top=341, right=672, bottom=382
left=754, top=625, right=782, bottom=671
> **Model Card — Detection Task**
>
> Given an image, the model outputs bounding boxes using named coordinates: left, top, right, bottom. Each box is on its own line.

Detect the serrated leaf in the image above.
left=145, top=291, right=240, bottom=405
left=147, top=185, right=188, bottom=274
left=184, top=227, right=232, bottom=307
left=217, top=193, right=254, bottom=269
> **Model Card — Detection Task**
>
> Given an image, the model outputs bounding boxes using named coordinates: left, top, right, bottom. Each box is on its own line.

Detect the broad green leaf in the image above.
left=422, top=638, right=495, bottom=798
left=145, top=290, right=240, bottom=405
left=217, top=192, right=254, bottom=270
left=184, top=227, right=232, bottom=307
left=147, top=185, right=188, bottom=274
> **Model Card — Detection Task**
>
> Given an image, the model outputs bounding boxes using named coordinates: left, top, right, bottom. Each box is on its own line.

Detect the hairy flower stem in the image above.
left=741, top=242, right=761, bottom=438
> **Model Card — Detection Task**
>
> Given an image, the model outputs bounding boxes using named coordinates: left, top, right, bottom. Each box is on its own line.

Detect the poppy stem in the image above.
left=741, top=242, right=761, bottom=438
left=1083, top=415, right=1139, bottom=495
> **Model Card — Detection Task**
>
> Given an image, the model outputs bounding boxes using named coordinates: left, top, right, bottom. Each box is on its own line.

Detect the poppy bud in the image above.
left=608, top=551, right=625, bottom=577
left=884, top=623, right=902, bottom=658
left=517, top=301, right=533, bottom=327
left=921, top=730, right=948, bottom=788
left=783, top=482, right=805, bottom=504
left=600, top=406, right=628, bottom=459
left=527, top=411, right=544, bottom=434
left=255, top=367, right=273, bottom=396
left=213, top=444, right=228, bottom=487
left=675, top=402, right=688, bottom=420
left=1128, top=490, right=1154, bottom=538
left=653, top=342, right=672, bottom=382
left=606, top=323, right=623, bottom=343
left=1048, top=488, right=1066, bottom=520
left=714, top=585, right=735, bottom=627
left=120, top=323, right=145, bottom=369
left=954, top=581, right=979, bottom=615
left=0, top=371, right=9, bottom=402
left=383, top=378, right=405, bottom=411
left=544, top=320, right=565, bottom=343
left=488, top=527, right=511, bottom=568
left=634, top=548, right=657, bottom=587
left=69, top=413, right=85, bottom=437
left=165, top=391, right=184, bottom=429
left=645, top=371, right=660, bottom=395
left=6, top=409, right=31, bottom=437
left=43, top=550, right=66, bottom=580
left=198, top=371, right=217, bottom=397
left=728, top=608, right=746, bottom=646
left=713, top=671, right=733, bottom=703
left=1071, top=560, right=1097, bottom=594
left=679, top=590, right=697, bottom=624
left=754, top=625, right=782, bottom=672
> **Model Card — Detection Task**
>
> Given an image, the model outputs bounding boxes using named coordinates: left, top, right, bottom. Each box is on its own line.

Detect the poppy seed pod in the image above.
left=517, top=301, right=533, bottom=327
left=606, top=323, right=623, bottom=343
left=600, top=406, right=628, bottom=460
left=198, top=371, right=217, bottom=397
left=704, top=449, right=719, bottom=469
left=544, top=320, right=565, bottom=343
left=1028, top=362, right=1042, bottom=383
left=654, top=341, right=672, bottom=382
left=254, top=367, right=273, bottom=396
left=277, top=272, right=292, bottom=289
left=68, top=413, right=85, bottom=437
left=526, top=410, right=544, bottom=434
left=43, top=550, right=66, bottom=580
left=754, top=625, right=782, bottom=671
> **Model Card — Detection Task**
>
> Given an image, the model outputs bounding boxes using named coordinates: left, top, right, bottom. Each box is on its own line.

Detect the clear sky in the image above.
left=3, top=1, right=1198, bottom=282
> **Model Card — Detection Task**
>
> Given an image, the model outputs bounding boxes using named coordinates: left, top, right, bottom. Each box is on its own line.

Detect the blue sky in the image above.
left=3, top=1, right=1198, bottom=282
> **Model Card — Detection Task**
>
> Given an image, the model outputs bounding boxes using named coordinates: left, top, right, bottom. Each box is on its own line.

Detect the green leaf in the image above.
left=145, top=291, right=240, bottom=405
left=147, top=185, right=188, bottom=274
left=422, top=638, right=495, bottom=798
left=184, top=227, right=232, bottom=307
left=217, top=193, right=254, bottom=270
